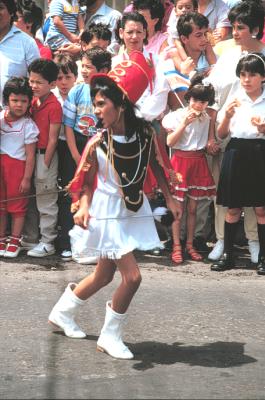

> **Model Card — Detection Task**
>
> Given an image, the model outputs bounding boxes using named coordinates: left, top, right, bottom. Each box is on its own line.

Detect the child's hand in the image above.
left=183, top=109, right=200, bottom=126
left=206, top=139, right=220, bottom=155
left=73, top=208, right=90, bottom=229
left=180, top=57, right=196, bottom=76
left=225, top=99, right=240, bottom=119
left=19, top=177, right=31, bottom=194
left=251, top=116, right=265, bottom=135
left=70, top=33, right=80, bottom=44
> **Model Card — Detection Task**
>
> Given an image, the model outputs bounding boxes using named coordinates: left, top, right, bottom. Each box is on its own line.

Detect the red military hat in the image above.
left=90, top=50, right=155, bottom=104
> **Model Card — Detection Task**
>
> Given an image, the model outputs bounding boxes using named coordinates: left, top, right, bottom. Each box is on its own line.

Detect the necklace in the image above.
left=105, top=129, right=143, bottom=188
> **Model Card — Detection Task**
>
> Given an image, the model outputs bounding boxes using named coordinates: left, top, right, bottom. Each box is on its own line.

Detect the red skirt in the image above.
left=171, top=149, right=216, bottom=201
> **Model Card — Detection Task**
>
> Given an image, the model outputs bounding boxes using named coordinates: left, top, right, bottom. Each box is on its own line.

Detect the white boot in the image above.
left=97, top=301, right=134, bottom=360
left=48, top=283, right=86, bottom=339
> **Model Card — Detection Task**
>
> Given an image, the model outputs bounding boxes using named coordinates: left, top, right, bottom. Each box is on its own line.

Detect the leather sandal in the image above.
left=186, top=241, right=203, bottom=261
left=171, top=243, right=183, bottom=264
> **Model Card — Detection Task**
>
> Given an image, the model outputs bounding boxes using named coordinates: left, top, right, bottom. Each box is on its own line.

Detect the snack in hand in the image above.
left=251, top=116, right=262, bottom=127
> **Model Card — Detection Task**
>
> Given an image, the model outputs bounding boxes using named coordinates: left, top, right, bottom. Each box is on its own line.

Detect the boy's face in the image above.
left=81, top=36, right=110, bottom=51
left=181, top=24, right=209, bottom=53
left=81, top=57, right=98, bottom=84
left=7, top=93, right=30, bottom=119
left=56, top=69, right=76, bottom=96
left=175, top=0, right=195, bottom=16
left=29, top=72, right=55, bottom=101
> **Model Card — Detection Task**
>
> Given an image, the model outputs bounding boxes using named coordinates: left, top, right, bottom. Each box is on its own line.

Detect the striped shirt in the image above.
left=0, top=26, right=40, bottom=108
left=46, top=0, right=81, bottom=43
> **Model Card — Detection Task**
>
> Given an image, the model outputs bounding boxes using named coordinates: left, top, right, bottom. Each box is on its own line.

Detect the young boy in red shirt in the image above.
left=27, top=59, right=62, bottom=257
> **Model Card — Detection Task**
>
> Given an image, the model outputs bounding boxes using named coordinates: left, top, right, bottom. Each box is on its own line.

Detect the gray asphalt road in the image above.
left=1, top=248, right=265, bottom=399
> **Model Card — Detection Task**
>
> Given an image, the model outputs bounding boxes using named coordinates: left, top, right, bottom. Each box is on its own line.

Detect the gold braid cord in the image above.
left=65, top=132, right=104, bottom=213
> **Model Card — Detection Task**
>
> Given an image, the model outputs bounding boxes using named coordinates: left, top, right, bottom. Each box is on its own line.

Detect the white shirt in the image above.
left=0, top=111, right=39, bottom=160
left=162, top=107, right=211, bottom=150
left=0, top=26, right=40, bottom=108
left=112, top=49, right=170, bottom=122
left=202, top=0, right=231, bottom=30
left=52, top=87, right=66, bottom=140
left=217, top=82, right=265, bottom=140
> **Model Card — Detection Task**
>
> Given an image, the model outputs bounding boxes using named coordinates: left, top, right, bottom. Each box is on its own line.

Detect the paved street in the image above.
left=1, top=247, right=265, bottom=399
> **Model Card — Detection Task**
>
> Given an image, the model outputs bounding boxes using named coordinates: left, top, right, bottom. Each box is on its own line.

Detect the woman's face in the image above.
left=0, top=2, right=12, bottom=34
left=93, top=92, right=123, bottom=131
left=119, top=20, right=146, bottom=53
left=232, top=21, right=258, bottom=45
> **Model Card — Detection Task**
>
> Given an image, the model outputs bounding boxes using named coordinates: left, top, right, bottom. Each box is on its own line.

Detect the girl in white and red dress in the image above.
left=0, top=77, right=39, bottom=258
left=162, top=74, right=216, bottom=264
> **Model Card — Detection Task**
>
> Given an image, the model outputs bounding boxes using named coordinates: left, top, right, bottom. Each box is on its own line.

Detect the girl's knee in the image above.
left=255, top=207, right=265, bottom=219
left=227, top=208, right=241, bottom=219
left=125, top=269, right=142, bottom=289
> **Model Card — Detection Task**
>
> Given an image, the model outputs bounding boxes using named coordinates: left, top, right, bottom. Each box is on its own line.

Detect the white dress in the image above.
left=70, top=134, right=163, bottom=259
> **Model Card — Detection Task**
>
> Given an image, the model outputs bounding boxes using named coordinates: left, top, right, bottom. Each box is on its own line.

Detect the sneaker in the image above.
left=27, top=242, right=55, bottom=257
left=4, top=237, right=21, bottom=258
left=61, top=250, right=72, bottom=261
left=208, top=239, right=224, bottom=261
left=73, top=255, right=98, bottom=265
left=0, top=238, right=7, bottom=257
left=248, top=240, right=260, bottom=264
left=21, top=240, right=38, bottom=250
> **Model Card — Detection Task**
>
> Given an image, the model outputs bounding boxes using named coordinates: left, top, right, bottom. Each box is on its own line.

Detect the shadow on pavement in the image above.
left=130, top=341, right=257, bottom=371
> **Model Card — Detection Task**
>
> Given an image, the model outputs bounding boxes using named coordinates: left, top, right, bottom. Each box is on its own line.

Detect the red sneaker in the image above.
left=4, top=237, right=21, bottom=258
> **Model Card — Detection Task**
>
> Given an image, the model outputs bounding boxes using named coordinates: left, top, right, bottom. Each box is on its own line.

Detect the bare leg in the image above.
left=73, top=258, right=116, bottom=300
left=111, top=252, right=142, bottom=314
left=0, top=213, right=7, bottom=237
left=186, top=198, right=198, bottom=244
left=11, top=215, right=25, bottom=237
left=171, top=200, right=183, bottom=245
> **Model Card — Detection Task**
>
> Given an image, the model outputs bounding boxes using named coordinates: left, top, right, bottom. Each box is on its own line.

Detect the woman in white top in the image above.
left=211, top=53, right=265, bottom=274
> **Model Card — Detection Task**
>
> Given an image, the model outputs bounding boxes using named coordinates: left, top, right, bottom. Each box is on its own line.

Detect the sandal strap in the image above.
left=172, top=243, right=183, bottom=264
left=186, top=243, right=202, bottom=261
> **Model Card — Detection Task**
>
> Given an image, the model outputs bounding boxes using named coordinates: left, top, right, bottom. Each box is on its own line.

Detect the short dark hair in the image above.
left=0, top=0, right=17, bottom=24
left=3, top=76, right=33, bottom=105
left=81, top=47, right=112, bottom=72
left=53, top=53, right=78, bottom=77
left=80, top=22, right=112, bottom=44
left=133, top=0, right=165, bottom=32
left=236, top=52, right=265, bottom=77
left=116, top=12, right=148, bottom=45
left=177, top=11, right=209, bottom=38
left=228, top=0, right=265, bottom=40
left=184, top=73, right=215, bottom=105
left=28, top=59, right=59, bottom=83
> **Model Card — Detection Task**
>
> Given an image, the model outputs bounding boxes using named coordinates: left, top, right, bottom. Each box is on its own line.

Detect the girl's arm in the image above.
left=217, top=100, right=238, bottom=139
left=73, top=154, right=97, bottom=229
left=166, top=109, right=197, bottom=147
left=205, top=42, right=217, bottom=67
left=149, top=140, right=181, bottom=220
left=65, top=125, right=81, bottom=165
left=77, top=13, right=84, bottom=35
left=206, top=108, right=220, bottom=155
left=19, top=142, right=36, bottom=193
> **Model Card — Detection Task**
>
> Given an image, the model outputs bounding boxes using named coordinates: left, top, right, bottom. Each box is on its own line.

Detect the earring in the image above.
left=251, top=33, right=257, bottom=38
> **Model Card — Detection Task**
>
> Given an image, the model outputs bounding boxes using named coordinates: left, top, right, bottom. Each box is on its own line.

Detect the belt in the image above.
left=36, top=148, right=46, bottom=154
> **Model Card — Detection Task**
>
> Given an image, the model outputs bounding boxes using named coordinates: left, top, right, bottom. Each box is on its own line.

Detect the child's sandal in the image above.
left=186, top=242, right=203, bottom=261
left=171, top=243, right=183, bottom=264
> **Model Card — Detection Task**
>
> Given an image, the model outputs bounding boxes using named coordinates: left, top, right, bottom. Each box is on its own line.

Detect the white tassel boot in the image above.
left=97, top=301, right=134, bottom=360
left=48, top=283, right=86, bottom=339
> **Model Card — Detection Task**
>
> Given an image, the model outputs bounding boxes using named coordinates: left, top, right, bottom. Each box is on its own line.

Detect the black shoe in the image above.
left=257, top=257, right=265, bottom=275
left=211, top=253, right=235, bottom=272
left=147, top=247, right=162, bottom=256
left=193, top=237, right=210, bottom=253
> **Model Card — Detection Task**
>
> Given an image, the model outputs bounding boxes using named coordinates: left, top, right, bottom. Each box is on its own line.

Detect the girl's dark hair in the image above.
left=184, top=73, right=215, bottom=105
left=177, top=11, right=209, bottom=38
left=91, top=80, right=148, bottom=141
left=53, top=53, right=78, bottom=77
left=0, top=0, right=17, bottom=24
left=115, top=12, right=148, bottom=45
left=3, top=76, right=33, bottom=105
left=15, top=0, right=43, bottom=36
left=132, top=0, right=165, bottom=32
left=228, top=0, right=265, bottom=40
left=236, top=52, right=265, bottom=77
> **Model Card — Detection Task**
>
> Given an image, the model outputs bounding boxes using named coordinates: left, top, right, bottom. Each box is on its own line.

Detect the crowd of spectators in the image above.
left=0, top=0, right=265, bottom=274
